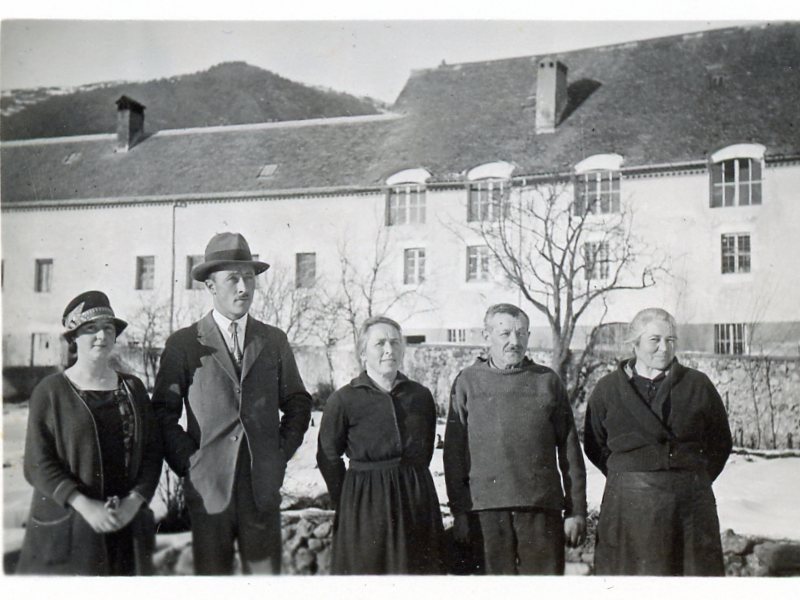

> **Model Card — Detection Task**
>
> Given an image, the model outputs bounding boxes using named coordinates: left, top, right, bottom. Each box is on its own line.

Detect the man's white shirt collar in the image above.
left=212, top=310, right=248, bottom=347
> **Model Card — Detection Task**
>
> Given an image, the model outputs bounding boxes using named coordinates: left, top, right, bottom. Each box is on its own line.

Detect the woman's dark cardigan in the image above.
left=16, top=372, right=163, bottom=575
left=584, top=359, right=732, bottom=480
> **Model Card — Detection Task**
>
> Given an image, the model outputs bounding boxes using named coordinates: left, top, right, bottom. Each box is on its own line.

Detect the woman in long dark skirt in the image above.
left=583, top=307, right=733, bottom=576
left=317, top=315, right=444, bottom=574
left=17, top=291, right=162, bottom=575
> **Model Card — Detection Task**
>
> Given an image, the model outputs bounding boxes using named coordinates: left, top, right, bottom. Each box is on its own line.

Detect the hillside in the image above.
left=0, top=62, right=384, bottom=140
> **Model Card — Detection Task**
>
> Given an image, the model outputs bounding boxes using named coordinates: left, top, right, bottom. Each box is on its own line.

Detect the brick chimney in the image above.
left=115, top=95, right=145, bottom=152
left=535, top=58, right=567, bottom=134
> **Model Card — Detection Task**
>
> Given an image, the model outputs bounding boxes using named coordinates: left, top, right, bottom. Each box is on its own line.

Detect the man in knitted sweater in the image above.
left=444, top=303, right=587, bottom=574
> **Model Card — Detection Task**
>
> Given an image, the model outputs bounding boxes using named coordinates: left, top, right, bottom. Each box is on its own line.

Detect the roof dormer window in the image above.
left=466, top=162, right=514, bottom=222
left=574, top=154, right=623, bottom=215
left=709, top=144, right=765, bottom=208
left=386, top=168, right=430, bottom=226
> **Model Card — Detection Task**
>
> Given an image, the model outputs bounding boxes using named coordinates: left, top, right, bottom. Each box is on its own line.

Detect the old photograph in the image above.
left=2, top=7, right=799, bottom=592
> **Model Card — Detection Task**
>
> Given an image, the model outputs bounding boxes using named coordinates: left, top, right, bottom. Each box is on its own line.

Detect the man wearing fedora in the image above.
left=152, top=232, right=312, bottom=575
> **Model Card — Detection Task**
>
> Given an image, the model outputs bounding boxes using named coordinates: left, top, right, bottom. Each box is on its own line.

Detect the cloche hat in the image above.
left=62, top=290, right=128, bottom=337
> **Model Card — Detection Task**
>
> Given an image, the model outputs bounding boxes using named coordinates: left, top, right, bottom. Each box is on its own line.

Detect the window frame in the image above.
left=574, top=170, right=621, bottom=215
left=387, top=184, right=427, bottom=226
left=714, top=323, right=748, bottom=355
left=583, top=241, right=611, bottom=281
left=403, top=247, right=426, bottom=285
left=186, top=255, right=205, bottom=290
left=34, top=258, right=53, bottom=293
left=466, top=245, right=492, bottom=282
left=467, top=179, right=511, bottom=223
left=447, top=328, right=467, bottom=343
left=135, top=255, right=155, bottom=290
left=720, top=233, right=751, bottom=274
left=709, top=144, right=765, bottom=208
left=295, top=252, right=317, bottom=289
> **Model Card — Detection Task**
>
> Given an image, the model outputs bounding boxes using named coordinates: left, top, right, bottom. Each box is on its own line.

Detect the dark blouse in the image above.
left=79, top=386, right=136, bottom=497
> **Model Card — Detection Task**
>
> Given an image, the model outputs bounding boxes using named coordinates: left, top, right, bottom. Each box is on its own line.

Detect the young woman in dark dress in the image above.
left=317, top=316, right=444, bottom=574
left=17, top=291, right=162, bottom=575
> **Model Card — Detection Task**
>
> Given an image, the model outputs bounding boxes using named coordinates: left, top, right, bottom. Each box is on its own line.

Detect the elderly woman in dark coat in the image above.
left=316, top=316, right=444, bottom=574
left=583, top=307, right=732, bottom=576
left=17, top=291, right=162, bottom=575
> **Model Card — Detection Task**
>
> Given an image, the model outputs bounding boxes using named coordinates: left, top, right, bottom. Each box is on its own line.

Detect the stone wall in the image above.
left=147, top=509, right=800, bottom=576
left=293, top=344, right=800, bottom=450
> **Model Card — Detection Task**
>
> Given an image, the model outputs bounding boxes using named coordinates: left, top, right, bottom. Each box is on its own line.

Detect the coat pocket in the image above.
left=24, top=510, right=74, bottom=567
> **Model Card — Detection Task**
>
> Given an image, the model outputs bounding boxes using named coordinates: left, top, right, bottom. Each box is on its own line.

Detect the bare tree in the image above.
left=334, top=225, right=432, bottom=349
left=248, top=265, right=322, bottom=345
left=125, top=293, right=171, bottom=389
left=470, top=179, right=661, bottom=387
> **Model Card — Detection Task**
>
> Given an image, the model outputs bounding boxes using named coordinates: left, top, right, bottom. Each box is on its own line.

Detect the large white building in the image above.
left=3, top=23, right=800, bottom=367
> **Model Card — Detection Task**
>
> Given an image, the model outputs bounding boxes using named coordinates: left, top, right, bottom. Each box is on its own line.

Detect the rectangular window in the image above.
left=575, top=171, right=621, bottom=215
left=714, top=323, right=748, bottom=355
left=466, top=245, right=491, bottom=281
left=186, top=255, right=205, bottom=290
left=447, top=328, right=467, bottom=343
left=135, top=256, right=155, bottom=290
left=34, top=259, right=53, bottom=293
left=467, top=180, right=510, bottom=222
left=403, top=248, right=426, bottom=285
left=387, top=185, right=426, bottom=225
left=721, top=233, right=751, bottom=274
left=295, top=252, right=316, bottom=288
left=710, top=158, right=762, bottom=208
left=584, top=241, right=610, bottom=280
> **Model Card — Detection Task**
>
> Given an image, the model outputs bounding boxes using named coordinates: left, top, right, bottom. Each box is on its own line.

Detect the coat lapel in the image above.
left=615, top=360, right=675, bottom=442
left=197, top=312, right=239, bottom=385
left=240, top=318, right=268, bottom=382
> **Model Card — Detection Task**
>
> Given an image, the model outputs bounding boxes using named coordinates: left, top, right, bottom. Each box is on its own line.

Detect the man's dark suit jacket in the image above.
left=152, top=311, right=312, bottom=513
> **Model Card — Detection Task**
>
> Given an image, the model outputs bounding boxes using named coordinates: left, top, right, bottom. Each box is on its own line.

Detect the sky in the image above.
left=0, top=2, right=791, bottom=103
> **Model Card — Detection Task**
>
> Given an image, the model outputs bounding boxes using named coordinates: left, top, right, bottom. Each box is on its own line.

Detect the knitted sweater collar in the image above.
left=474, top=355, right=537, bottom=374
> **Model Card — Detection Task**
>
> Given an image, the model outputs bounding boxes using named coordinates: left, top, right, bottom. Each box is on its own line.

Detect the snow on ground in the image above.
left=5, top=405, right=800, bottom=556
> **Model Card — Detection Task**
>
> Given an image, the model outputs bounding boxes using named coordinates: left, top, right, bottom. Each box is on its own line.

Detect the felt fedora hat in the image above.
left=62, top=290, right=128, bottom=337
left=191, top=232, right=270, bottom=282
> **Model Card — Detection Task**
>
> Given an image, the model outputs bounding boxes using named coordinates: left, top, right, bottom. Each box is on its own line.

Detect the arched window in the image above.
left=386, top=168, right=430, bottom=226
left=709, top=144, right=765, bottom=208
left=466, top=161, right=514, bottom=222
left=574, top=154, right=623, bottom=215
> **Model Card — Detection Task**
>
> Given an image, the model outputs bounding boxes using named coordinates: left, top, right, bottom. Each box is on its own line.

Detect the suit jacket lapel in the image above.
left=240, top=318, right=268, bottom=382
left=197, top=312, right=239, bottom=385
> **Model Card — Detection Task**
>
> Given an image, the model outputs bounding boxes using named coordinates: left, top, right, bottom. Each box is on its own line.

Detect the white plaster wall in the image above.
left=2, top=163, right=799, bottom=366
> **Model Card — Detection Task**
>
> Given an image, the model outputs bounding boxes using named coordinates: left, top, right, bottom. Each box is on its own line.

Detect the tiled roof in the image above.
left=369, top=22, right=800, bottom=180
left=2, top=115, right=398, bottom=203
left=3, top=23, right=799, bottom=205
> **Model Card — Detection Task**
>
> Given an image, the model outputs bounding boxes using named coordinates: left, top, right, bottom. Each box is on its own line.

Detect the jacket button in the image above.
left=231, top=435, right=239, bottom=441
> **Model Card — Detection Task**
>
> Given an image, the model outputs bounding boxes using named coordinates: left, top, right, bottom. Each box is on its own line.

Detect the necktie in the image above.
left=229, top=321, right=243, bottom=368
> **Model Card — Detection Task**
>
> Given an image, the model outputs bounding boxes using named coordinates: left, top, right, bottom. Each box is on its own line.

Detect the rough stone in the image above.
left=307, top=538, right=324, bottom=551
left=724, top=554, right=745, bottom=577
left=754, top=541, right=800, bottom=576
left=174, top=545, right=195, bottom=576
left=313, top=520, right=333, bottom=539
left=287, top=531, right=306, bottom=552
left=294, top=547, right=316, bottom=574
left=316, top=546, right=332, bottom=575
left=745, top=550, right=769, bottom=577
left=565, top=561, right=591, bottom=576
left=296, top=519, right=315, bottom=538
left=721, top=528, right=755, bottom=555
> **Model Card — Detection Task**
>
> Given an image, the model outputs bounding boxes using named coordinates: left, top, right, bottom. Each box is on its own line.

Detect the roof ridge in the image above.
left=413, top=22, right=770, bottom=74
left=0, top=112, right=404, bottom=146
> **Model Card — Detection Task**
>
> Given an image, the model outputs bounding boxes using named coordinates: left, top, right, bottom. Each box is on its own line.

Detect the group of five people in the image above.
left=16, top=232, right=733, bottom=576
